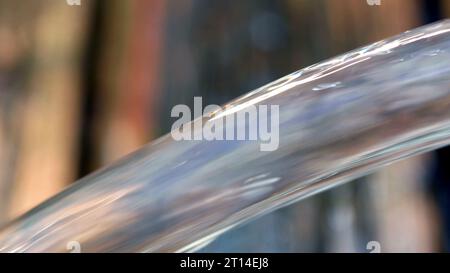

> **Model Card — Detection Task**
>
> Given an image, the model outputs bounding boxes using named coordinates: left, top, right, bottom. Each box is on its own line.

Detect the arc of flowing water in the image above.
left=2, top=20, right=450, bottom=252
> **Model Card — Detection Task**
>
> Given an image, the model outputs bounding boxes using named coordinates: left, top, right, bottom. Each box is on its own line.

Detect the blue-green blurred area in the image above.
left=0, top=0, right=450, bottom=252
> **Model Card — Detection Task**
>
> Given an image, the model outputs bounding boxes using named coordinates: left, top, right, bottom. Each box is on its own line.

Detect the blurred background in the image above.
left=0, top=0, right=450, bottom=252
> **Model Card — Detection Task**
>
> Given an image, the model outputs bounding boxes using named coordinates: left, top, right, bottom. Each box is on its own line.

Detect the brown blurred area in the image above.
left=0, top=0, right=90, bottom=220
left=0, top=0, right=166, bottom=221
left=0, top=0, right=449, bottom=252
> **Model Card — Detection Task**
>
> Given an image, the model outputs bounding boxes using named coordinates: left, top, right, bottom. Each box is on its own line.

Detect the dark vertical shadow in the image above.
left=78, top=0, right=104, bottom=178
left=421, top=0, right=443, bottom=23
left=422, top=0, right=450, bottom=252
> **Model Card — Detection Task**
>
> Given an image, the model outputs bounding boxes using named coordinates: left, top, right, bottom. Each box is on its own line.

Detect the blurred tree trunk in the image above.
left=445, top=0, right=450, bottom=16
left=0, top=0, right=92, bottom=222
left=82, top=0, right=165, bottom=173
